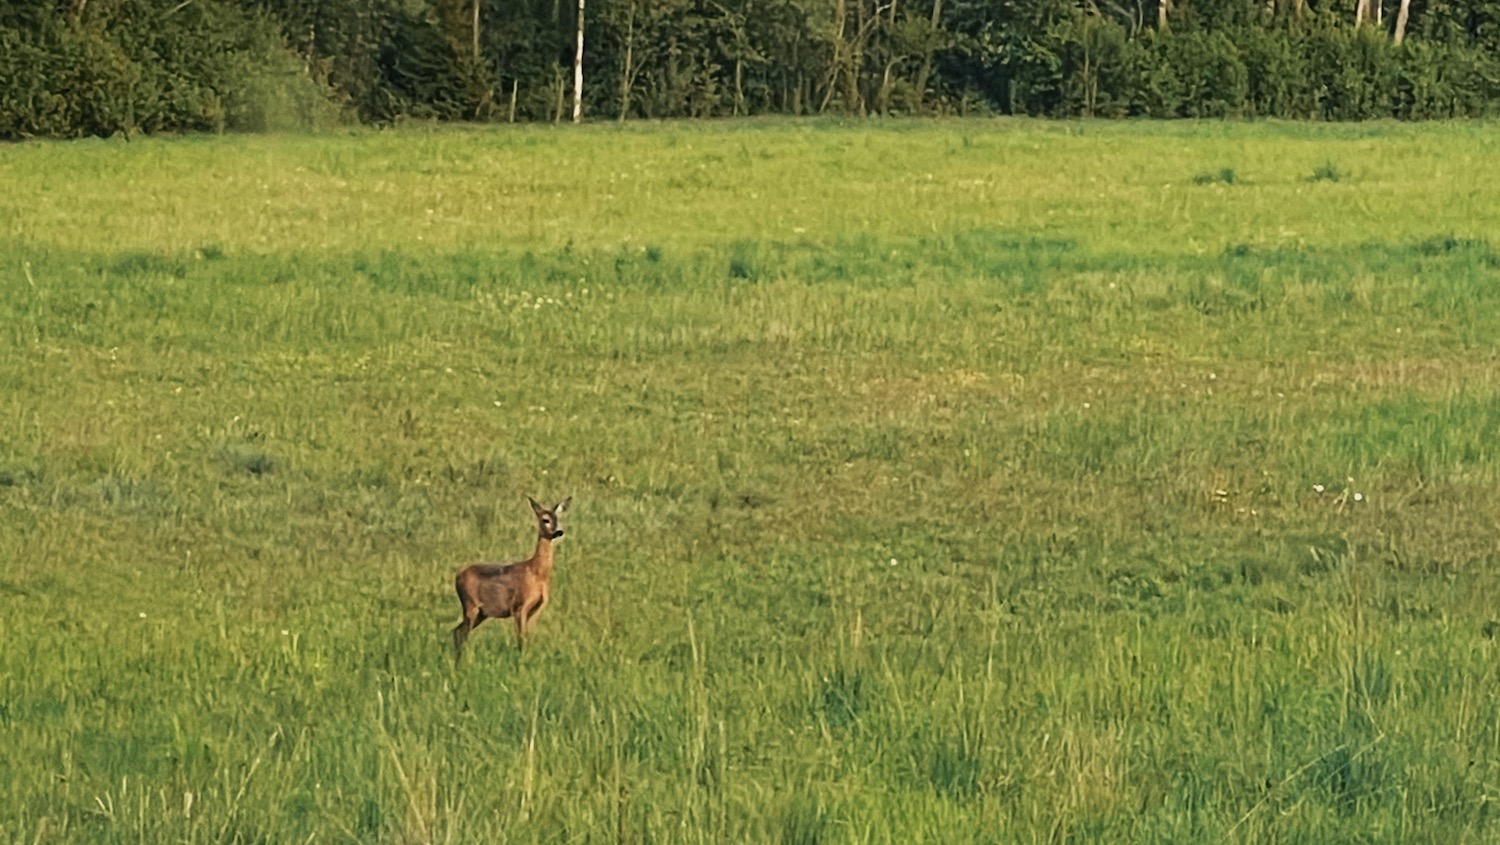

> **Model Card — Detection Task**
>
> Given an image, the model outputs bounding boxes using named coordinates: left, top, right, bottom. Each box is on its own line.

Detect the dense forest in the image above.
left=2, top=0, right=1497, bottom=137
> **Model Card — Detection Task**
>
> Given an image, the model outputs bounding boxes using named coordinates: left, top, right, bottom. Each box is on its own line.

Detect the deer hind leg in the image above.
left=452, top=620, right=470, bottom=662
left=453, top=604, right=485, bottom=663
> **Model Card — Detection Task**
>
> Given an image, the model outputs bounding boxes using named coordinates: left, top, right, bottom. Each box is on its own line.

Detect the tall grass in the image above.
left=1, top=119, right=1499, bottom=843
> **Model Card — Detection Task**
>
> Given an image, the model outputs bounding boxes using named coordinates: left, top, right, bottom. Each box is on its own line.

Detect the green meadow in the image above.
left=1, top=118, right=1499, bottom=843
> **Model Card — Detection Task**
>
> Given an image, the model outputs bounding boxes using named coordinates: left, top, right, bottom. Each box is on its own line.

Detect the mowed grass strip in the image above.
left=0, top=119, right=1498, bottom=843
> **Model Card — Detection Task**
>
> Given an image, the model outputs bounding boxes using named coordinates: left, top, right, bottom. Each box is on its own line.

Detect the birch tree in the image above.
left=1392, top=0, right=1411, bottom=44
left=572, top=0, right=584, bottom=121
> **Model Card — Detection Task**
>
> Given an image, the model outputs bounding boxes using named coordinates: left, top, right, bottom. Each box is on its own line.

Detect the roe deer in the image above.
left=452, top=496, right=571, bottom=661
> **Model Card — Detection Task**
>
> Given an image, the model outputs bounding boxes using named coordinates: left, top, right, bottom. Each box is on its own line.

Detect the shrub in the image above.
left=0, top=0, right=333, bottom=139
left=1394, top=40, right=1500, bottom=119
left=1242, top=25, right=1317, bottom=118
left=1305, top=23, right=1397, bottom=120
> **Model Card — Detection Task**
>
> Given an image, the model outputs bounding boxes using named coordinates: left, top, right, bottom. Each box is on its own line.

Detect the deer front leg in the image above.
left=515, top=594, right=548, bottom=650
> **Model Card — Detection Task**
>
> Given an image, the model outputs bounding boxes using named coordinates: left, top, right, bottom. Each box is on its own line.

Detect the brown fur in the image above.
left=451, top=496, right=570, bottom=661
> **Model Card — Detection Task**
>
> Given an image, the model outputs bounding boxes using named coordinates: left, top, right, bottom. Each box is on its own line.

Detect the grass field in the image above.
left=2, top=118, right=1499, bottom=843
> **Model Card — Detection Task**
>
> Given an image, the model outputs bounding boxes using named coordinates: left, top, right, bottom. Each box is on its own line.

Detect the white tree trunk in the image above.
left=1393, top=0, right=1411, bottom=44
left=618, top=0, right=635, bottom=120
left=472, top=0, right=480, bottom=61
left=572, top=0, right=585, bottom=122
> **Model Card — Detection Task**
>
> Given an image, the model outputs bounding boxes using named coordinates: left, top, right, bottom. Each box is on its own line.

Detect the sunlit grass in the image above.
left=1, top=118, right=1499, bottom=843
left=2, top=119, right=1497, bottom=258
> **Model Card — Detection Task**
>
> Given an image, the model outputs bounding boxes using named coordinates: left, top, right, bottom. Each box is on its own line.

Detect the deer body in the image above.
left=452, top=496, right=570, bottom=661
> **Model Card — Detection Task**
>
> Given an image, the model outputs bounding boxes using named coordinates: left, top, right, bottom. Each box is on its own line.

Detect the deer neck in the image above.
left=529, top=536, right=556, bottom=577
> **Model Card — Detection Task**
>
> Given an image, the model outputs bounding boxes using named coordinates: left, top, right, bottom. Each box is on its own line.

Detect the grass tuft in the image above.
left=1308, top=161, right=1344, bottom=182
left=726, top=239, right=765, bottom=281
left=779, top=795, right=832, bottom=845
left=1193, top=167, right=1239, bottom=185
left=217, top=441, right=276, bottom=476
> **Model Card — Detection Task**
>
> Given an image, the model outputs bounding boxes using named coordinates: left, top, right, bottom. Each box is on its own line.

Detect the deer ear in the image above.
left=554, top=496, right=572, bottom=515
left=528, top=495, right=544, bottom=514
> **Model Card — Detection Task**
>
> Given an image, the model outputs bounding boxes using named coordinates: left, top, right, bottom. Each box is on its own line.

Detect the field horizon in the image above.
left=2, top=118, right=1499, bottom=843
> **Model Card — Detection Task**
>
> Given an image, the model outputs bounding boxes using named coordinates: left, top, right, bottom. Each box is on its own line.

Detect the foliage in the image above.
left=4, top=0, right=1500, bottom=134
left=1393, top=39, right=1500, bottom=118
left=0, top=0, right=333, bottom=138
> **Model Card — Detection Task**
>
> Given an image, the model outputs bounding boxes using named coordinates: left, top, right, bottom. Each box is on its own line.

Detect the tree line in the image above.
left=2, top=0, right=1498, bottom=138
